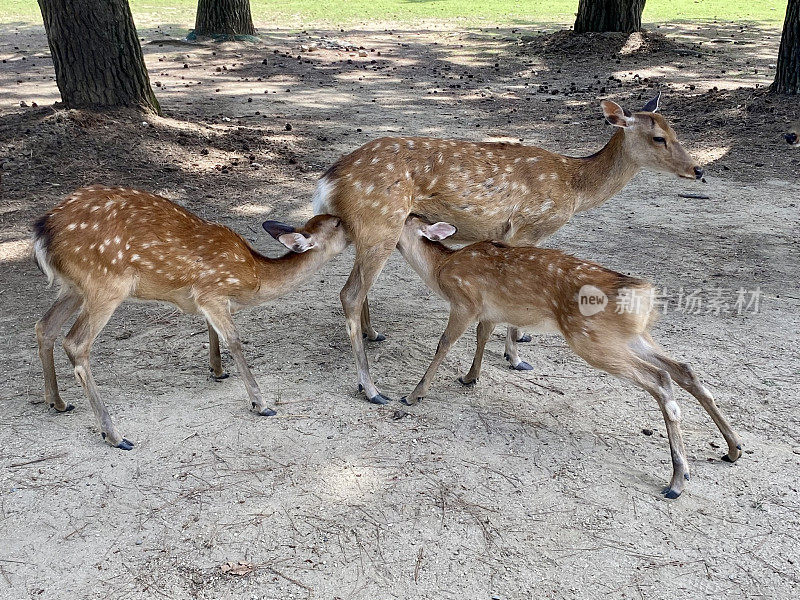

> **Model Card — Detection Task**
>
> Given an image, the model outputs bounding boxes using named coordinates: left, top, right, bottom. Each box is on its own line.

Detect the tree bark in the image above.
left=574, top=0, right=646, bottom=34
left=772, top=0, right=799, bottom=94
left=194, top=0, right=255, bottom=36
left=37, top=0, right=160, bottom=114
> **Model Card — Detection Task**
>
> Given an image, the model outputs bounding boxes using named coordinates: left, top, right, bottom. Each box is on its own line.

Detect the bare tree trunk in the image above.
left=37, top=0, right=160, bottom=114
left=194, top=0, right=255, bottom=36
left=772, top=0, right=799, bottom=94
left=574, top=0, right=646, bottom=34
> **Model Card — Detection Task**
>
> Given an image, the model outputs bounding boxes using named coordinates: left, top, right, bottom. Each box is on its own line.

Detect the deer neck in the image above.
left=571, top=128, right=641, bottom=212
left=397, top=235, right=453, bottom=296
left=250, top=248, right=332, bottom=304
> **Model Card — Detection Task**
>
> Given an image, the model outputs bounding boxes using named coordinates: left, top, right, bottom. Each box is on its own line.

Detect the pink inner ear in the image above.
left=428, top=222, right=456, bottom=240
left=278, top=232, right=311, bottom=252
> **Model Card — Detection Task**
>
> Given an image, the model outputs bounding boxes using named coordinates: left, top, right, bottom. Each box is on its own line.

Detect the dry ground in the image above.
left=0, top=19, right=799, bottom=600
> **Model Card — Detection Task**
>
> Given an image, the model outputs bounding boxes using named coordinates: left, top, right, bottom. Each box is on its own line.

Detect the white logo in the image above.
left=578, top=285, right=608, bottom=316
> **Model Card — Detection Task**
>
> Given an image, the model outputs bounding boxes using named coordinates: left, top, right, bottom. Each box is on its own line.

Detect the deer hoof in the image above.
left=363, top=333, right=387, bottom=342
left=369, top=393, right=391, bottom=405
left=253, top=404, right=277, bottom=417
left=116, top=438, right=134, bottom=451
left=458, top=376, right=477, bottom=387
left=662, top=487, right=681, bottom=500
left=510, top=360, right=534, bottom=371
left=722, top=443, right=743, bottom=463
left=517, top=333, right=532, bottom=343
left=211, top=372, right=230, bottom=382
left=400, top=396, right=420, bottom=406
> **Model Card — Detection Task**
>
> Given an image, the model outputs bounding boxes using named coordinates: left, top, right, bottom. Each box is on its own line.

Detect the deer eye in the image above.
left=653, top=136, right=666, bottom=145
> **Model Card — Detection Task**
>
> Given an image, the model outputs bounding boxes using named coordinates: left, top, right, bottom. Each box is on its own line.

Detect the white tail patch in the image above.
left=312, top=175, right=336, bottom=216
left=33, top=236, right=55, bottom=286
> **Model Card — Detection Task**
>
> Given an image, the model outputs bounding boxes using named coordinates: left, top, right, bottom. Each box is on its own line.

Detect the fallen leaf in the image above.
left=220, top=561, right=256, bottom=576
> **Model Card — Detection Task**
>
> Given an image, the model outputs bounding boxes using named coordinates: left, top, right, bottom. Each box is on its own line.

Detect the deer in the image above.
left=395, top=215, right=742, bottom=498
left=312, top=93, right=704, bottom=404
left=784, top=120, right=799, bottom=146
left=32, top=185, right=348, bottom=450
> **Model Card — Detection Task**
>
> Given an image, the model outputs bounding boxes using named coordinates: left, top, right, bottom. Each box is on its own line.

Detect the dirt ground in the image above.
left=0, top=17, right=799, bottom=600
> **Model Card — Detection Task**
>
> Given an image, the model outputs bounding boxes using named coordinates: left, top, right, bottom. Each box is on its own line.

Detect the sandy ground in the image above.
left=0, top=18, right=799, bottom=600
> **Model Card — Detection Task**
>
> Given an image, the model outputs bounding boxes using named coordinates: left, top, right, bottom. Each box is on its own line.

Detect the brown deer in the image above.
left=33, top=185, right=347, bottom=450
left=784, top=120, right=799, bottom=146
left=395, top=215, right=741, bottom=498
left=313, top=93, right=704, bottom=404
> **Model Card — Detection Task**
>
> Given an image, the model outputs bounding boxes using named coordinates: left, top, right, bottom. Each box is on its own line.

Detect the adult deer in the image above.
left=33, top=186, right=347, bottom=449
left=395, top=215, right=741, bottom=498
left=313, top=93, right=703, bottom=404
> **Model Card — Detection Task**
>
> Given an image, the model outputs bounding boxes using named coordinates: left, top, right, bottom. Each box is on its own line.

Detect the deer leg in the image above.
left=35, top=288, right=83, bottom=412
left=632, top=335, right=742, bottom=463
left=63, top=296, right=132, bottom=450
left=403, top=308, right=473, bottom=405
left=459, top=320, right=496, bottom=386
left=202, top=304, right=275, bottom=417
left=570, top=340, right=690, bottom=498
left=361, top=297, right=386, bottom=342
left=207, top=320, right=229, bottom=381
left=341, top=240, right=397, bottom=405
left=504, top=326, right=533, bottom=371
left=628, top=359, right=690, bottom=498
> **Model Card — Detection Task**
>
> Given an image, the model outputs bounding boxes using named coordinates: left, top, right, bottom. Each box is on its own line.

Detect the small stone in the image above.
left=285, top=123, right=292, bottom=131
left=641, top=428, right=654, bottom=436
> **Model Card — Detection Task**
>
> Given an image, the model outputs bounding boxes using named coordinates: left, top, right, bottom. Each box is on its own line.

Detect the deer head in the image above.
left=263, top=214, right=348, bottom=255
left=601, top=93, right=704, bottom=180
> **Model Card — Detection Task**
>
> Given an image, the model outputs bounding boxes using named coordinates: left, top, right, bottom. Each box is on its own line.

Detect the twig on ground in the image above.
left=7, top=454, right=64, bottom=468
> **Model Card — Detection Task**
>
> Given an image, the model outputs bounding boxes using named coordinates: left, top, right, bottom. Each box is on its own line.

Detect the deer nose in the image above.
left=785, top=132, right=798, bottom=145
left=693, top=166, right=704, bottom=179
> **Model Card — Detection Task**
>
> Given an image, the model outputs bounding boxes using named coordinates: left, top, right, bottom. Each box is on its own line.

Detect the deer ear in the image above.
left=641, top=91, right=661, bottom=113
left=262, top=220, right=296, bottom=240
left=278, top=232, right=315, bottom=253
left=421, top=222, right=457, bottom=241
left=601, top=100, right=635, bottom=128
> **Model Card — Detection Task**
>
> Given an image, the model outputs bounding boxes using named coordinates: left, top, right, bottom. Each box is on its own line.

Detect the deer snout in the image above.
left=784, top=131, right=798, bottom=146
left=693, top=166, right=704, bottom=180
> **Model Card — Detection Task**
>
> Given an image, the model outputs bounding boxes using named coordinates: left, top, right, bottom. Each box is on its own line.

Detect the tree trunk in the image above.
left=194, top=0, right=255, bottom=36
left=37, top=0, right=160, bottom=114
left=574, top=0, right=646, bottom=34
left=772, top=0, right=799, bottom=94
